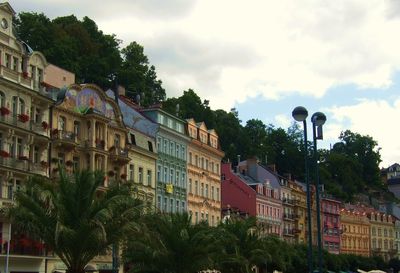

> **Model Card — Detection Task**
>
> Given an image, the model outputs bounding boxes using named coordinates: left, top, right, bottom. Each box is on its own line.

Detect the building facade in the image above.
left=340, top=208, right=370, bottom=257
left=321, top=194, right=341, bottom=254
left=0, top=3, right=54, bottom=271
left=50, top=84, right=129, bottom=183
left=292, top=181, right=307, bottom=244
left=368, top=210, right=396, bottom=261
left=109, top=90, right=158, bottom=208
left=186, top=119, right=224, bottom=226
left=221, top=163, right=256, bottom=218
left=142, top=106, right=189, bottom=213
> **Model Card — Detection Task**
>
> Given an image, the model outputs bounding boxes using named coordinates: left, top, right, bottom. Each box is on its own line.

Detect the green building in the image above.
left=141, top=106, right=189, bottom=212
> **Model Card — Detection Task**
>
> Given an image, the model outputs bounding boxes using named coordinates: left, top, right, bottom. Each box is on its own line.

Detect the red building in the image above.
left=221, top=163, right=256, bottom=218
left=321, top=194, right=341, bottom=254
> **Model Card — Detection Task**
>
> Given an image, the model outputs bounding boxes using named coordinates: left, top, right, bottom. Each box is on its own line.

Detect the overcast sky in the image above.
left=14, top=0, right=400, bottom=167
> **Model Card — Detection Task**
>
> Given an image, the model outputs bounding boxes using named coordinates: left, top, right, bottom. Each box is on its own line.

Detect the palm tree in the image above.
left=214, top=217, right=268, bottom=273
left=8, top=168, right=143, bottom=273
left=124, top=212, right=217, bottom=273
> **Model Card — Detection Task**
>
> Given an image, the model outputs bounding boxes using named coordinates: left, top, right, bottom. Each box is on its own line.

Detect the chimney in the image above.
left=118, top=85, right=126, bottom=96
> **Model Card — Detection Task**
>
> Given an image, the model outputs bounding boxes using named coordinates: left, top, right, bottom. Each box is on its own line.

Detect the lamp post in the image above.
left=311, top=112, right=327, bottom=273
left=292, top=106, right=313, bottom=273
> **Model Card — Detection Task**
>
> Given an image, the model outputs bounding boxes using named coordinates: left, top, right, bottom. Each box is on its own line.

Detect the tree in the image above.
left=215, top=217, right=267, bottom=273
left=118, top=42, right=166, bottom=106
left=15, top=12, right=122, bottom=88
left=8, top=169, right=143, bottom=273
left=124, top=213, right=216, bottom=273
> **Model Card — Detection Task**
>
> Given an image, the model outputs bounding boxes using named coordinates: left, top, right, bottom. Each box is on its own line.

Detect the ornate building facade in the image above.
left=0, top=3, right=54, bottom=271
left=186, top=119, right=223, bottom=226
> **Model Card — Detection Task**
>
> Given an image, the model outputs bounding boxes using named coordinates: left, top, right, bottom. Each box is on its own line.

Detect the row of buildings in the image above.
left=221, top=159, right=400, bottom=261
left=0, top=3, right=224, bottom=272
left=1, top=2, right=400, bottom=272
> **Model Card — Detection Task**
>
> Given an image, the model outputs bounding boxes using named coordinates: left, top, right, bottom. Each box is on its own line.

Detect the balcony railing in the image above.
left=0, top=157, right=48, bottom=176
left=282, top=198, right=295, bottom=205
left=0, top=238, right=52, bottom=257
left=0, top=114, right=31, bottom=130
left=284, top=213, right=295, bottom=220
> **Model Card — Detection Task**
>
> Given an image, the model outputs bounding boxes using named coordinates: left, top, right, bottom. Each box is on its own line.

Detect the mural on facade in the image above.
left=106, top=90, right=158, bottom=137
left=63, top=87, right=116, bottom=119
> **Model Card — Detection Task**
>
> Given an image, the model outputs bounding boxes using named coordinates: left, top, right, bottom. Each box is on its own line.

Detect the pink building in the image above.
left=221, top=163, right=256, bottom=217
left=321, top=194, right=341, bottom=254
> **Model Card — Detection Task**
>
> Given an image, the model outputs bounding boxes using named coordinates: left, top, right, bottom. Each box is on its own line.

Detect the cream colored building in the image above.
left=111, top=91, right=158, bottom=208
left=0, top=2, right=55, bottom=272
left=186, top=119, right=224, bottom=226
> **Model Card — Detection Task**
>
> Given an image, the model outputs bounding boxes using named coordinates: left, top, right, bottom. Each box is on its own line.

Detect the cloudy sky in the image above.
left=14, top=0, right=400, bottom=167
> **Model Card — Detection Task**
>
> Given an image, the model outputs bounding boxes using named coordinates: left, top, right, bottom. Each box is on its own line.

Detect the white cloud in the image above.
left=15, top=0, right=400, bottom=110
left=325, top=98, right=400, bottom=167
left=274, top=114, right=291, bottom=129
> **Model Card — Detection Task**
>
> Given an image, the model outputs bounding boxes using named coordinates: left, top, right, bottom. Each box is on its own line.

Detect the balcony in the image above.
left=52, top=130, right=77, bottom=149
left=283, top=229, right=295, bottom=236
left=31, top=121, right=49, bottom=137
left=109, top=146, right=130, bottom=164
left=29, top=162, right=48, bottom=176
left=284, top=213, right=295, bottom=221
left=0, top=114, right=31, bottom=131
left=0, top=238, right=52, bottom=257
left=0, top=157, right=29, bottom=171
left=282, top=198, right=295, bottom=206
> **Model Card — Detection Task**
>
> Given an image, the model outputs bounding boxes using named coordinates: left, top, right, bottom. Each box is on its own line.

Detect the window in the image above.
left=33, top=146, right=39, bottom=163
left=176, top=144, right=180, bottom=158
left=181, top=147, right=185, bottom=160
left=164, top=167, right=168, bottom=183
left=5, top=53, right=11, bottom=68
left=195, top=155, right=198, bottom=166
left=201, top=183, right=204, bottom=197
left=176, top=200, right=179, bottom=213
left=189, top=179, right=192, bottom=194
left=211, top=186, right=214, bottom=200
left=170, top=169, right=174, bottom=183
left=58, top=116, right=66, bottom=131
left=0, top=91, right=5, bottom=107
left=138, top=167, right=143, bottom=183
left=195, top=181, right=199, bottom=195
left=12, top=56, right=18, bottom=71
left=130, top=134, right=136, bottom=145
left=157, top=165, right=161, bottom=182
left=181, top=201, right=185, bottom=212
left=181, top=172, right=186, bottom=188
left=157, top=137, right=161, bottom=151
left=216, top=164, right=220, bottom=174
left=189, top=152, right=192, bottom=164
left=148, top=141, right=153, bottom=152
left=170, top=199, right=174, bottom=213
left=216, top=188, right=220, bottom=201
left=170, top=142, right=174, bottom=155
left=147, top=170, right=152, bottom=186
left=201, top=157, right=204, bottom=169
left=164, top=139, right=168, bottom=153
left=115, top=134, right=121, bottom=147
left=158, top=114, right=164, bottom=124
left=205, top=184, right=209, bottom=198
left=195, top=212, right=199, bottom=223
left=175, top=171, right=179, bottom=185
left=74, top=121, right=80, bottom=140
left=164, top=197, right=167, bottom=212
left=157, top=196, right=161, bottom=210
left=73, top=156, right=80, bottom=170
left=58, top=153, right=65, bottom=165
left=206, top=159, right=209, bottom=170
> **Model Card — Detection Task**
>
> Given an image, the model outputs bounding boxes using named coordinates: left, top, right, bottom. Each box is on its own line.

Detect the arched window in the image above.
left=0, top=91, right=5, bottom=107
left=58, top=116, right=66, bottom=131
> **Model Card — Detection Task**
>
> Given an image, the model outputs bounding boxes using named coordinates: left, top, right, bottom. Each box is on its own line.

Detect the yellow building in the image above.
left=291, top=181, right=307, bottom=244
left=187, top=119, right=224, bottom=226
left=50, top=84, right=129, bottom=182
left=368, top=210, right=396, bottom=261
left=113, top=92, right=158, bottom=208
left=340, top=208, right=370, bottom=257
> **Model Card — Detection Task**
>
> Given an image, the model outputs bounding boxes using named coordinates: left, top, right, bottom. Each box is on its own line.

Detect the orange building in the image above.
left=340, top=208, right=370, bottom=256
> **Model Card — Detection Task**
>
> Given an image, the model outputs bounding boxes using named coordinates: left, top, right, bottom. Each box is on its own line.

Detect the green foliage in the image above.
left=118, top=42, right=166, bottom=106
left=8, top=169, right=143, bottom=273
left=124, top=213, right=217, bottom=273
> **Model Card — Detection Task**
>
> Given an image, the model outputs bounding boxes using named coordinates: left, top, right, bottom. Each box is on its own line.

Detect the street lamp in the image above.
left=311, top=112, right=326, bottom=273
left=292, top=106, right=313, bottom=273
